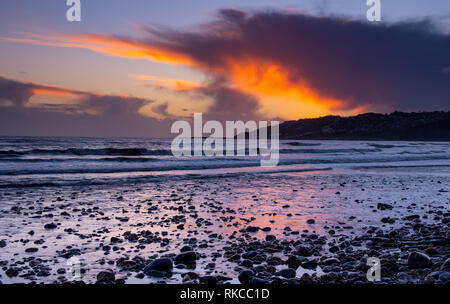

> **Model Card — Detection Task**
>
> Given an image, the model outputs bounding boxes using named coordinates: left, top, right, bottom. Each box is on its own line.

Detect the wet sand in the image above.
left=0, top=169, right=449, bottom=284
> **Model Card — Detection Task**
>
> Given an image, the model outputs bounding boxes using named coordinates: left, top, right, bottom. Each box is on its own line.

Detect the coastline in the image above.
left=0, top=169, right=448, bottom=284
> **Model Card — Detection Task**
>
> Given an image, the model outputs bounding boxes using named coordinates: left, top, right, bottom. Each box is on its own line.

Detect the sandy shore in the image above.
left=0, top=169, right=449, bottom=284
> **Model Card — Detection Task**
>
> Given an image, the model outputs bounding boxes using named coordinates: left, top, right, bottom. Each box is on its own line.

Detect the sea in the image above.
left=0, top=136, right=450, bottom=188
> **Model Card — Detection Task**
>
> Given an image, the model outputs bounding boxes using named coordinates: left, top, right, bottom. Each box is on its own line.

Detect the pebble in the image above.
left=174, top=251, right=197, bottom=263
left=246, top=226, right=259, bottom=233
left=143, top=258, right=173, bottom=274
left=96, top=269, right=115, bottom=283
left=441, top=258, right=450, bottom=271
left=238, top=270, right=255, bottom=283
left=278, top=268, right=296, bottom=279
left=44, top=223, right=57, bottom=229
left=407, top=252, right=432, bottom=268
left=180, top=245, right=193, bottom=252
left=25, top=247, right=39, bottom=253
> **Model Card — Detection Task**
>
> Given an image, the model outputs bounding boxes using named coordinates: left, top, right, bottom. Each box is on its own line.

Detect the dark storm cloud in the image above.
left=140, top=77, right=263, bottom=121
left=145, top=9, right=450, bottom=112
left=0, top=76, right=38, bottom=106
left=0, top=76, right=152, bottom=115
left=81, top=94, right=150, bottom=116
left=0, top=76, right=176, bottom=137
left=195, top=84, right=262, bottom=121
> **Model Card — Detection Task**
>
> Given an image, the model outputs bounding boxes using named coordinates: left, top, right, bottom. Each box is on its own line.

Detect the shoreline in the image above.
left=0, top=170, right=448, bottom=284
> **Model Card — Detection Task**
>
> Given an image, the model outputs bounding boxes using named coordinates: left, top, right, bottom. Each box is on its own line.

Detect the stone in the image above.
left=302, top=259, right=318, bottom=270
left=265, top=235, right=276, bottom=242
left=240, top=259, right=253, bottom=268
left=424, top=247, right=438, bottom=256
left=238, top=270, right=255, bottom=283
left=299, top=273, right=314, bottom=284
left=329, top=246, right=339, bottom=253
left=145, top=270, right=165, bottom=277
left=174, top=251, right=197, bottom=263
left=249, top=278, right=269, bottom=284
left=44, top=223, right=57, bottom=229
left=246, top=226, right=259, bottom=233
left=441, top=258, right=450, bottom=271
left=407, top=252, right=432, bottom=268
left=59, top=248, right=81, bottom=259
left=143, top=258, right=173, bottom=273
left=200, top=276, right=218, bottom=284
left=278, top=268, right=296, bottom=279
left=242, top=251, right=258, bottom=259
left=439, top=272, right=450, bottom=284
left=296, top=245, right=313, bottom=256
left=180, top=245, right=193, bottom=252
left=110, top=237, right=121, bottom=243
left=25, top=247, right=38, bottom=253
left=56, top=268, right=66, bottom=274
left=377, top=203, right=393, bottom=210
left=206, top=263, right=216, bottom=269
left=287, top=256, right=302, bottom=270
left=5, top=268, right=18, bottom=277
left=381, top=217, right=395, bottom=224
left=322, top=258, right=340, bottom=266
left=96, top=270, right=115, bottom=282
left=135, top=272, right=145, bottom=279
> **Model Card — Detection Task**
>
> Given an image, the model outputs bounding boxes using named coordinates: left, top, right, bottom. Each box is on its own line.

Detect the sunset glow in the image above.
left=0, top=32, right=363, bottom=119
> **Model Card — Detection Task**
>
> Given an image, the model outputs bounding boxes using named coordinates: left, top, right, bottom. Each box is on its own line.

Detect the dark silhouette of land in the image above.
left=276, top=111, right=450, bottom=141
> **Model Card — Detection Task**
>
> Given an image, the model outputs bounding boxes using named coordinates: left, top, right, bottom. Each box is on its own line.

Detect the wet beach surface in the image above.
left=0, top=169, right=449, bottom=284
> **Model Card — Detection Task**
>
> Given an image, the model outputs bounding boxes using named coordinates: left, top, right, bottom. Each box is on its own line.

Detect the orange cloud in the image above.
left=32, top=88, right=78, bottom=97
left=1, top=31, right=350, bottom=119
left=71, top=34, right=193, bottom=65
left=222, top=59, right=357, bottom=118
left=131, top=74, right=203, bottom=91
left=1, top=16, right=373, bottom=120
left=0, top=33, right=192, bottom=65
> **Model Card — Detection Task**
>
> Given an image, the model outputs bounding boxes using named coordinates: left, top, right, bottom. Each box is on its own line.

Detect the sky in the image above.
left=0, top=0, right=449, bottom=137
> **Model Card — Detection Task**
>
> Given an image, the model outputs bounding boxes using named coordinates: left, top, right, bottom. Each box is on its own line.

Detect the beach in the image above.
left=0, top=137, right=449, bottom=284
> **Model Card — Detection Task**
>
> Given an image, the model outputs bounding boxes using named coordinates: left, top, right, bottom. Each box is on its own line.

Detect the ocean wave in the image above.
left=0, top=147, right=384, bottom=158
left=399, top=150, right=446, bottom=155
left=285, top=142, right=322, bottom=147
left=0, top=157, right=159, bottom=163
left=0, top=166, right=332, bottom=189
left=279, top=148, right=382, bottom=154
left=0, top=148, right=172, bottom=157
left=351, top=164, right=450, bottom=170
left=0, top=154, right=448, bottom=176
left=367, top=143, right=398, bottom=148
left=0, top=150, right=23, bottom=157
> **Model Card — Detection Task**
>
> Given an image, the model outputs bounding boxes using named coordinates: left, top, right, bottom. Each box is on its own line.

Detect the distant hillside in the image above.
left=276, top=111, right=450, bottom=141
